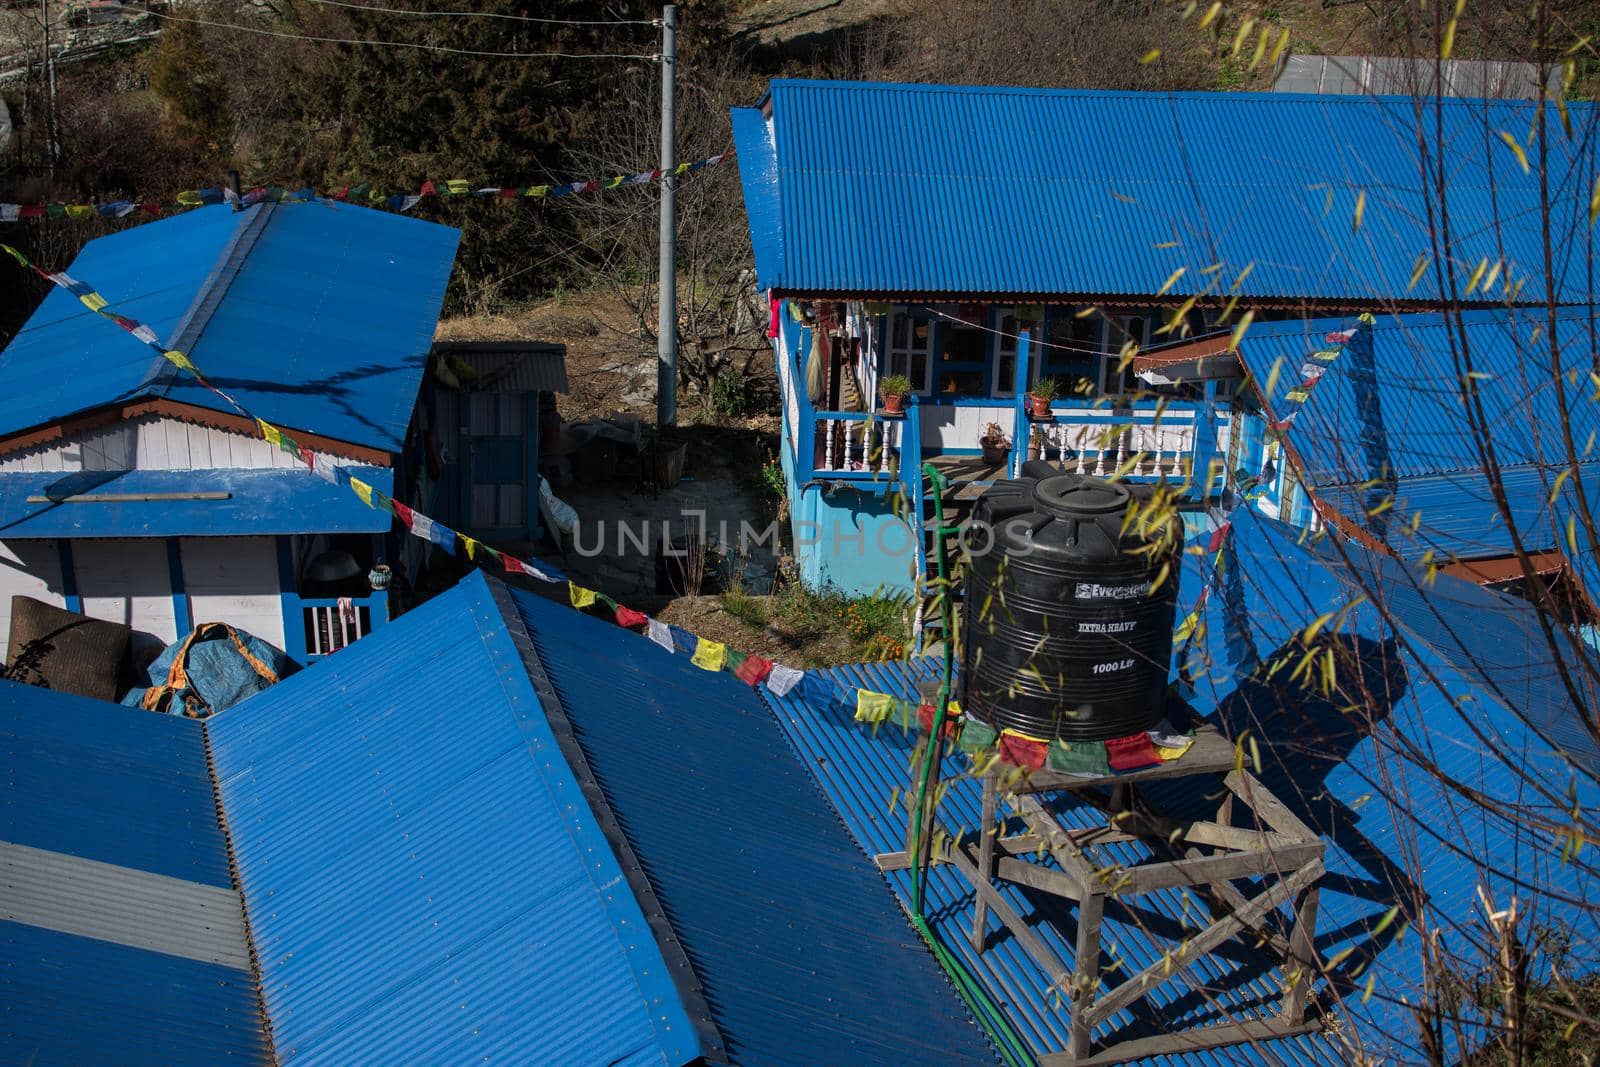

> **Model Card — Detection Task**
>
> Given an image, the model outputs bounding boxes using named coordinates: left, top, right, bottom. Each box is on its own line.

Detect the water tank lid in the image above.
left=1032, top=475, right=1129, bottom=518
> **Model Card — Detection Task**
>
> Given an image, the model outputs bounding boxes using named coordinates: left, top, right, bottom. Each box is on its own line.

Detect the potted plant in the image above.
left=1028, top=376, right=1059, bottom=418
left=879, top=373, right=912, bottom=414
left=979, top=422, right=1011, bottom=466
left=1028, top=425, right=1046, bottom=462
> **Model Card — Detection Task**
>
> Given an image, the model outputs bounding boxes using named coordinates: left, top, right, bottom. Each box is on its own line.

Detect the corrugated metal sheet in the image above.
left=732, top=80, right=1598, bottom=303
left=206, top=574, right=699, bottom=1067
left=1, top=920, right=269, bottom=1067
left=433, top=342, right=570, bottom=394
left=0, top=840, right=250, bottom=968
left=1273, top=55, right=1560, bottom=99
left=508, top=583, right=1002, bottom=1067
left=1178, top=511, right=1600, bottom=1059
left=1239, top=308, right=1600, bottom=562
left=765, top=510, right=1600, bottom=1064
left=1241, top=308, right=1600, bottom=486
left=0, top=679, right=269, bottom=1066
left=0, top=679, right=233, bottom=886
left=0, top=203, right=460, bottom=452
left=0, top=464, right=393, bottom=538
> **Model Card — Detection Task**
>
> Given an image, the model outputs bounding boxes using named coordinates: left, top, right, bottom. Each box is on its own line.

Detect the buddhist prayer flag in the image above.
left=647, top=619, right=674, bottom=653
left=690, top=638, right=727, bottom=672
left=1047, top=739, right=1109, bottom=777
left=349, top=477, right=375, bottom=508
left=614, top=606, right=649, bottom=629
left=392, top=501, right=416, bottom=529
left=569, top=583, right=598, bottom=609
left=855, top=689, right=899, bottom=724
left=765, top=663, right=804, bottom=697
left=1105, top=733, right=1162, bottom=771
left=733, top=653, right=773, bottom=686
left=998, top=733, right=1048, bottom=772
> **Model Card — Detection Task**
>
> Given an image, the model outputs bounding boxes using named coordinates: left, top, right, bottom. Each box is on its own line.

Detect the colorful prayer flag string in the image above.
left=0, top=151, right=736, bottom=223
left=1265, top=314, right=1374, bottom=431
left=0, top=237, right=826, bottom=704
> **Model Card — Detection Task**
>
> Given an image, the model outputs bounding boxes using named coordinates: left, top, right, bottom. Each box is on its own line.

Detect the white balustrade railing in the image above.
left=1033, top=407, right=1232, bottom=481
left=815, top=414, right=902, bottom=477
left=303, top=600, right=370, bottom=657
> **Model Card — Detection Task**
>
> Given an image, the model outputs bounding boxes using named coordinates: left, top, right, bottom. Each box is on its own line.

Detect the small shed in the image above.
left=416, top=340, right=568, bottom=542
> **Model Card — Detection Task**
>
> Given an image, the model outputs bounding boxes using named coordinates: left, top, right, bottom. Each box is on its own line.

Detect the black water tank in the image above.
left=960, top=474, right=1179, bottom=742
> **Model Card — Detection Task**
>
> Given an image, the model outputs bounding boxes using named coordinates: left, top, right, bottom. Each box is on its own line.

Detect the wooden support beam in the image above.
left=1068, top=889, right=1105, bottom=1061
left=972, top=773, right=999, bottom=951
left=1283, top=882, right=1322, bottom=1024
left=1087, top=859, right=1325, bottom=1028
left=991, top=855, right=1086, bottom=901
left=1120, top=841, right=1324, bottom=895
left=1108, top=810, right=1303, bottom=854
left=948, top=840, right=1075, bottom=992
left=1225, top=769, right=1320, bottom=842
left=1040, top=1016, right=1323, bottom=1066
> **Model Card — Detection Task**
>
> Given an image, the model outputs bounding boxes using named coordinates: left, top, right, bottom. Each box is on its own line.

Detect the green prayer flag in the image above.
left=1047, top=739, right=1109, bottom=777
left=959, top=718, right=998, bottom=753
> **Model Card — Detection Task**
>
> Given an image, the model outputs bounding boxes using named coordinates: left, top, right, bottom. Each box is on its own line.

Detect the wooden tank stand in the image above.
left=878, top=726, right=1327, bottom=1066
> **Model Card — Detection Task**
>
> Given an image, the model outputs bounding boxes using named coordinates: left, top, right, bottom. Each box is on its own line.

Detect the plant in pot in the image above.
left=979, top=422, right=1011, bottom=466
left=879, top=374, right=912, bottom=414
left=1028, top=425, right=1046, bottom=462
left=1028, top=376, right=1059, bottom=418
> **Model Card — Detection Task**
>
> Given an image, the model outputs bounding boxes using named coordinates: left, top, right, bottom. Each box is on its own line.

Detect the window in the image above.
left=992, top=310, right=1017, bottom=398
left=1042, top=311, right=1100, bottom=399
left=885, top=312, right=934, bottom=394
left=1101, top=317, right=1146, bottom=397
left=938, top=319, right=988, bottom=395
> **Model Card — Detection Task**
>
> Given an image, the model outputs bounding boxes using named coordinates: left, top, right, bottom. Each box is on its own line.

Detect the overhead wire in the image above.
left=138, top=7, right=659, bottom=60
left=304, top=0, right=659, bottom=26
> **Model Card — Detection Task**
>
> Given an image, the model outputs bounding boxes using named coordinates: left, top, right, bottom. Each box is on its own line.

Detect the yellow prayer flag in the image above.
left=1156, top=739, right=1194, bottom=761
left=568, top=582, right=598, bottom=609
left=256, top=419, right=283, bottom=448
left=445, top=179, right=470, bottom=195
left=854, top=689, right=897, bottom=724
left=524, top=185, right=550, bottom=198
left=77, top=292, right=108, bottom=312
left=350, top=477, right=374, bottom=507
left=462, top=537, right=478, bottom=560
left=163, top=350, right=198, bottom=374
left=66, top=205, right=94, bottom=219
left=690, top=638, right=727, bottom=672
left=177, top=190, right=203, bottom=206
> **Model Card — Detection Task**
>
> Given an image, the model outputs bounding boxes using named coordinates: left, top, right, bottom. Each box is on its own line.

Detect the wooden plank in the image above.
left=972, top=773, right=999, bottom=951
left=1068, top=888, right=1105, bottom=1060
left=1011, top=793, right=1097, bottom=886
left=1040, top=1015, right=1323, bottom=1066
left=1109, top=811, right=1303, bottom=854
left=946, top=840, right=1075, bottom=992
left=1121, top=842, right=1324, bottom=894
left=1225, top=769, right=1321, bottom=843
left=1284, top=883, right=1321, bottom=1024
left=991, top=855, right=1085, bottom=902
left=1087, top=859, right=1324, bottom=1027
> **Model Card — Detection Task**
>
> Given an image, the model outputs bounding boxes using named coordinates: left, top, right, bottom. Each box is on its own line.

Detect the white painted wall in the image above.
left=0, top=415, right=342, bottom=473
left=0, top=540, right=65, bottom=657
left=178, top=537, right=285, bottom=652
left=919, top=404, right=1016, bottom=452
left=72, top=539, right=176, bottom=644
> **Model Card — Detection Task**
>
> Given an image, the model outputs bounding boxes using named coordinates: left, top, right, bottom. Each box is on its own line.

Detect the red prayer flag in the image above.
left=498, top=188, right=518, bottom=199
left=1106, top=733, right=1162, bottom=771
left=734, top=654, right=773, bottom=686
left=614, top=606, right=649, bottom=629
left=997, top=732, right=1048, bottom=771
left=502, top=553, right=522, bottom=574
left=19, top=205, right=43, bottom=218
left=1207, top=522, right=1231, bottom=554
left=391, top=501, right=416, bottom=529
left=420, top=180, right=437, bottom=197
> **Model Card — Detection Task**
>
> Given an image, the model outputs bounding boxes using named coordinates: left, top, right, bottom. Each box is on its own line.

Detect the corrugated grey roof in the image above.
left=434, top=340, right=569, bottom=394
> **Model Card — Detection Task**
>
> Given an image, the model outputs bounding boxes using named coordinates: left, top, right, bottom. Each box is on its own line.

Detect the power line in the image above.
left=139, top=7, right=658, bottom=61
left=304, top=0, right=659, bottom=28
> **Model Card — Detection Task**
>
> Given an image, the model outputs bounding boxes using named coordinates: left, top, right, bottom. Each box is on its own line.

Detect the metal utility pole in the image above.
left=41, top=0, right=61, bottom=174
left=656, top=4, right=677, bottom=428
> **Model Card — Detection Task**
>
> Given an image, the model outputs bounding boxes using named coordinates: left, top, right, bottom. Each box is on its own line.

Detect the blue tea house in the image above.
left=730, top=80, right=1599, bottom=596
left=0, top=201, right=459, bottom=663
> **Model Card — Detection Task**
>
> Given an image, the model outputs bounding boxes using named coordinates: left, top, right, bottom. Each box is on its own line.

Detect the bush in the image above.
left=711, top=371, right=757, bottom=419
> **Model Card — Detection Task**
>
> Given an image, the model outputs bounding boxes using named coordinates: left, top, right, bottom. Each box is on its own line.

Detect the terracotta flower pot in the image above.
left=882, top=393, right=906, bottom=414
left=1028, top=394, right=1052, bottom=418
left=980, top=441, right=1011, bottom=467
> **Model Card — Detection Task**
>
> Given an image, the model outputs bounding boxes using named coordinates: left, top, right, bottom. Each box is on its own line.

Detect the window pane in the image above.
left=997, top=355, right=1016, bottom=392
left=892, top=314, right=910, bottom=348
left=911, top=353, right=928, bottom=389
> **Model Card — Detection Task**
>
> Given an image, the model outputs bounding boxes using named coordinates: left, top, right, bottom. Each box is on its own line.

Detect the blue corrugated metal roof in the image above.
left=764, top=509, right=1600, bottom=1064
left=732, top=81, right=1599, bottom=303
left=206, top=574, right=701, bottom=1067
left=508, top=583, right=1000, bottom=1067
left=1239, top=308, right=1600, bottom=563
left=0, top=202, right=459, bottom=452
left=0, top=679, right=269, bottom=1066
left=0, top=464, right=393, bottom=538
left=0, top=679, right=233, bottom=886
